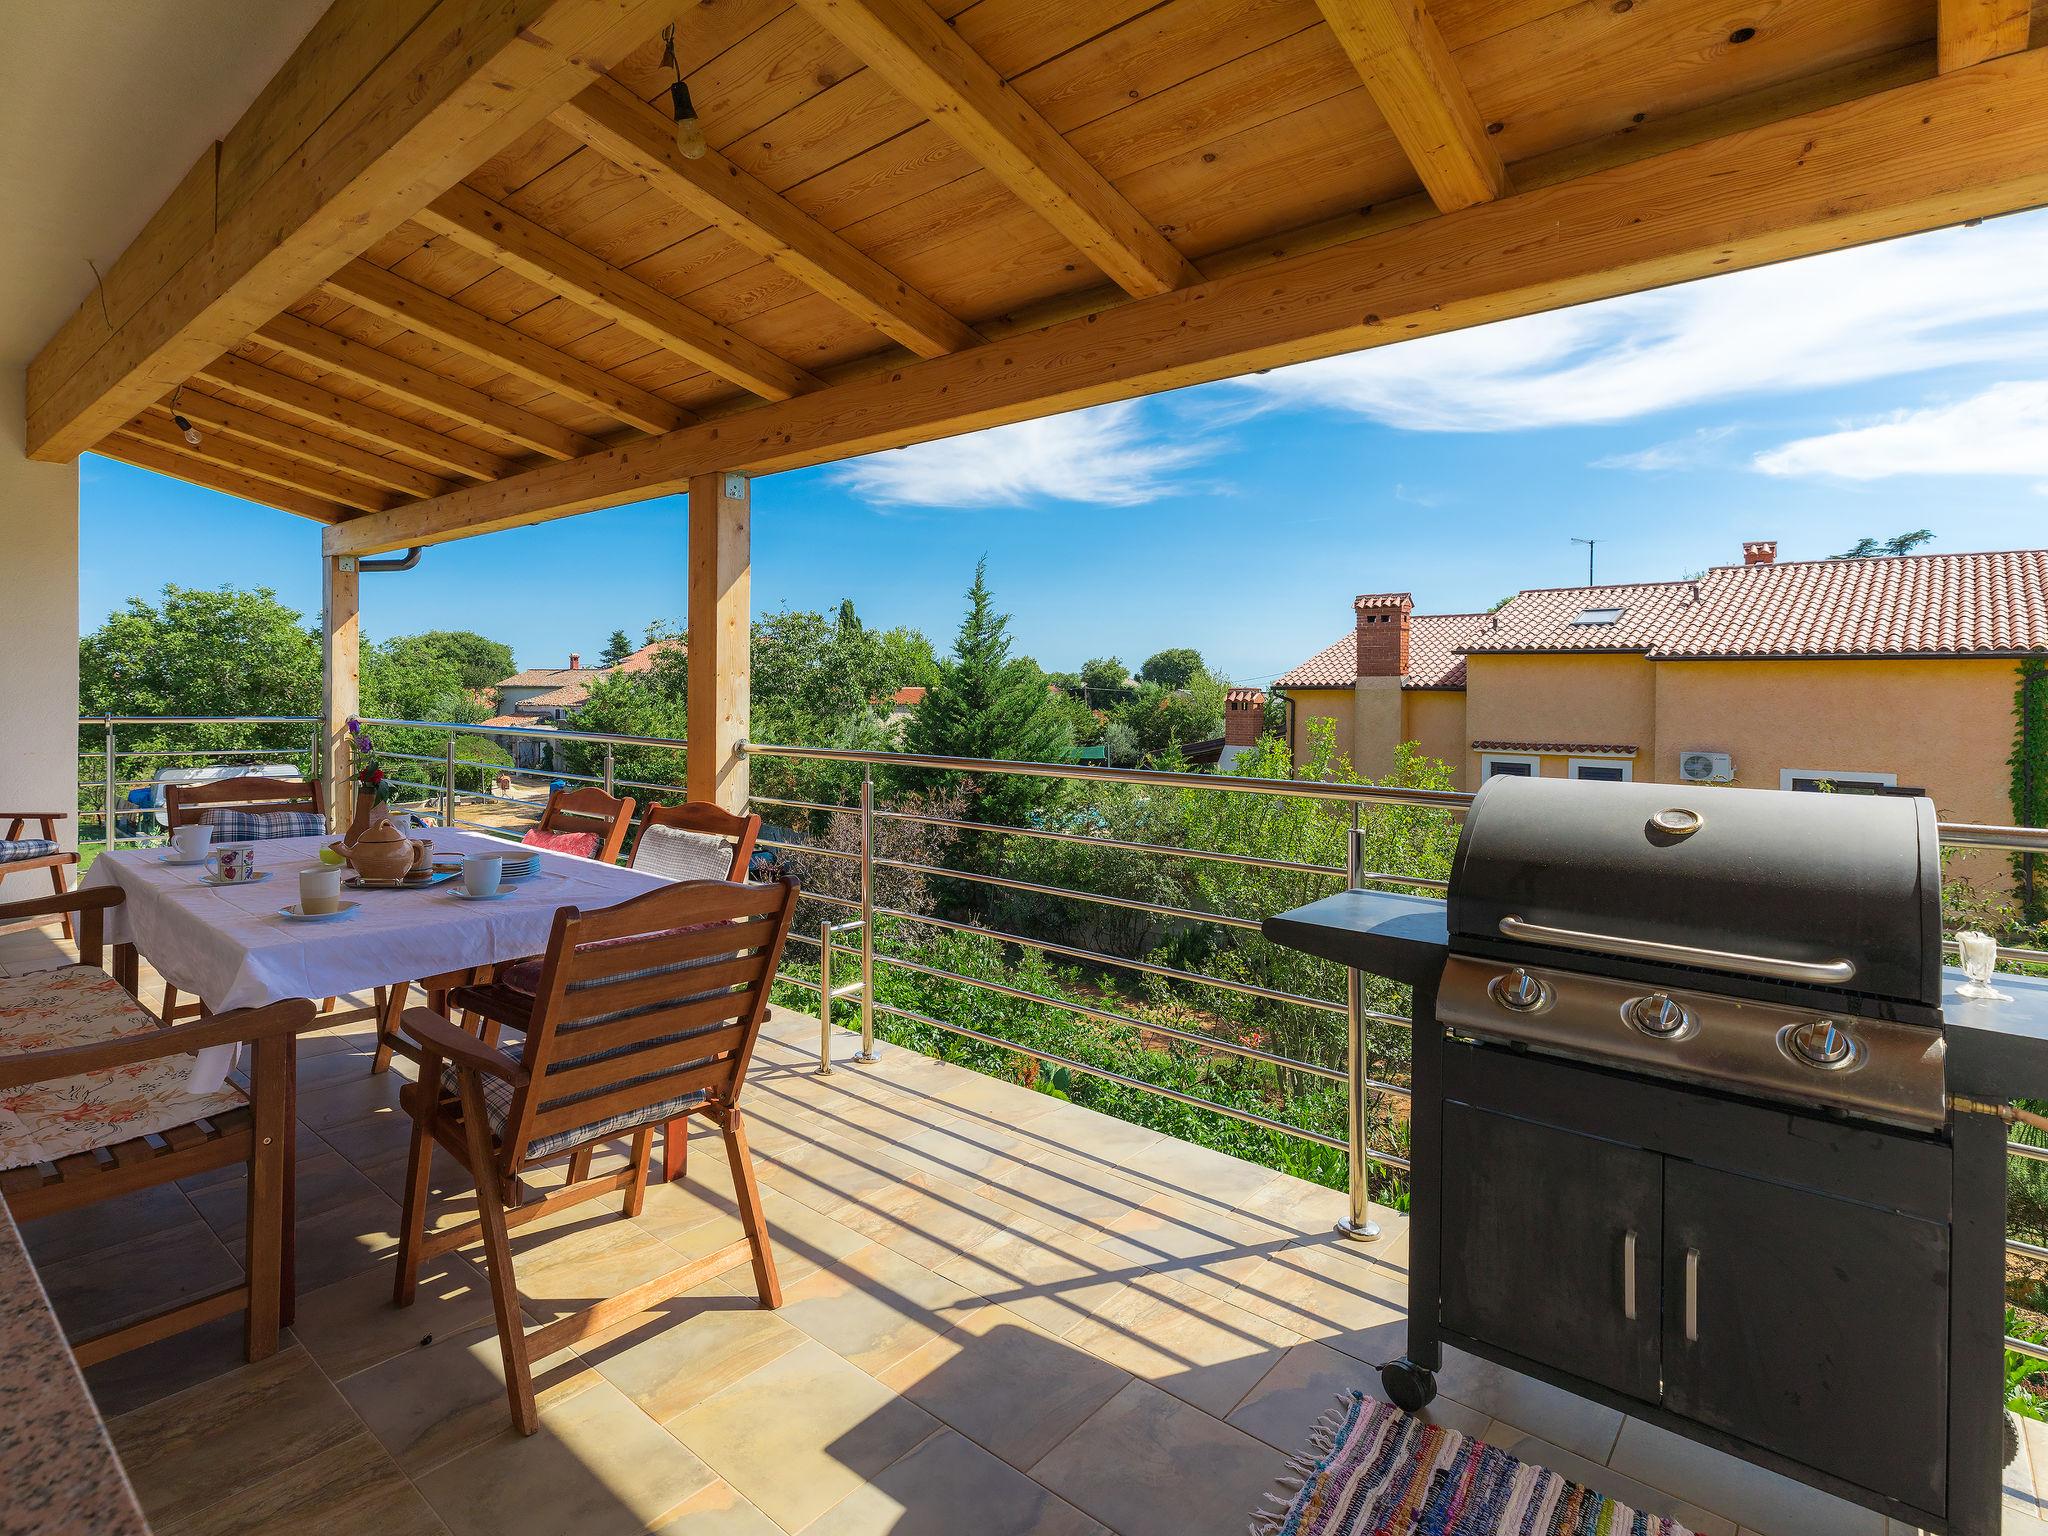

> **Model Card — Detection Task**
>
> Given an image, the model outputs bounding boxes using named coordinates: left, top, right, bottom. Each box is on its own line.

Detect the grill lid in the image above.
left=1445, top=777, right=1941, bottom=1006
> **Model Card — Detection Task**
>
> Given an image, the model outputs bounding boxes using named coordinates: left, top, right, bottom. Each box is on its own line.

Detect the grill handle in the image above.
left=1497, top=915, right=1857, bottom=986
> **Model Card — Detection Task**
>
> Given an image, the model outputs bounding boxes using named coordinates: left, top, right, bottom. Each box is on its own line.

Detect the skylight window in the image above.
left=1572, top=607, right=1625, bottom=626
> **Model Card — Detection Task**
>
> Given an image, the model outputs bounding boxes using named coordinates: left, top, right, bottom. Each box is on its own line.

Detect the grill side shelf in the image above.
left=1260, top=889, right=1448, bottom=989
left=1944, top=967, right=2048, bottom=1101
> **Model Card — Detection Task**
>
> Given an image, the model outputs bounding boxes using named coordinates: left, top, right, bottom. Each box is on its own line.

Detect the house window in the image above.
left=1569, top=757, right=1632, bottom=782
left=1482, top=754, right=1540, bottom=779
left=1780, top=768, right=1896, bottom=795
left=1571, top=607, right=1624, bottom=626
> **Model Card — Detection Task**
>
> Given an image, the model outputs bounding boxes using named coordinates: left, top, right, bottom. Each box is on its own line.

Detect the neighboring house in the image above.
left=1274, top=542, right=2048, bottom=833
left=883, top=685, right=927, bottom=736
left=482, top=641, right=676, bottom=768
left=1182, top=687, right=1269, bottom=772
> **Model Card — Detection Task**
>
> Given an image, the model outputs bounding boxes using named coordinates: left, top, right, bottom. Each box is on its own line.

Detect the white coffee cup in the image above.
left=171, top=824, right=212, bottom=860
left=462, top=853, right=504, bottom=897
left=299, top=865, right=343, bottom=915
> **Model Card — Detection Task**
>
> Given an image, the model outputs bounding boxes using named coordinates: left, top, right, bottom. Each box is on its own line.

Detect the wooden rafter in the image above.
left=416, top=185, right=821, bottom=402
left=1315, top=0, right=1508, bottom=211
left=321, top=260, right=691, bottom=435
left=789, top=0, right=1198, bottom=298
left=197, top=354, right=516, bottom=483
left=99, top=433, right=348, bottom=524
left=553, top=77, right=981, bottom=358
left=328, top=51, right=2048, bottom=556
left=126, top=410, right=401, bottom=513
left=1938, top=0, right=2036, bottom=69
left=253, top=316, right=600, bottom=462
left=165, top=390, right=453, bottom=500
left=27, top=0, right=693, bottom=462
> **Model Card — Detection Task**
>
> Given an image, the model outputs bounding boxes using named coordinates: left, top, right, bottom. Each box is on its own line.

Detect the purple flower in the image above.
left=344, top=716, right=361, bottom=731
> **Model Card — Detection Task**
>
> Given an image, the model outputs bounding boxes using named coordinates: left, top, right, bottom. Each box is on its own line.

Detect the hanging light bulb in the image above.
left=670, top=79, right=707, bottom=159
left=169, top=388, right=202, bottom=447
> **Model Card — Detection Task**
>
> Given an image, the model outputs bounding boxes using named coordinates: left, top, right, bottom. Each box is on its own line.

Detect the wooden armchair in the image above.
left=391, top=877, right=798, bottom=1434
left=0, top=811, right=78, bottom=941
left=0, top=888, right=316, bottom=1365
left=629, top=801, right=759, bottom=882
left=523, top=785, right=636, bottom=865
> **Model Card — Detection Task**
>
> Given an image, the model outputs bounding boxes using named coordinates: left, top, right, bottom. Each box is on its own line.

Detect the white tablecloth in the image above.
left=82, top=828, right=668, bottom=1089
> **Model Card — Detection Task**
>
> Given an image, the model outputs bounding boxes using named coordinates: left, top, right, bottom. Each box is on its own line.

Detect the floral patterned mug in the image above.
left=204, top=844, right=259, bottom=883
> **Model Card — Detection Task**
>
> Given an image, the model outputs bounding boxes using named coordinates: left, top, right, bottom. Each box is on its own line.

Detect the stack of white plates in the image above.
left=500, top=851, right=541, bottom=882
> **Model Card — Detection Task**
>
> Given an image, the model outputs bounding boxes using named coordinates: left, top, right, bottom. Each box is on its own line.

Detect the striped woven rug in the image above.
left=1254, top=1391, right=1695, bottom=1536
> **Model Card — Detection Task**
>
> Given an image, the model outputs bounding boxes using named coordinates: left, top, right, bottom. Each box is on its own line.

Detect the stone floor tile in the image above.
left=19, top=1179, right=197, bottom=1267
left=665, top=1338, right=936, bottom=1532
left=827, top=1169, right=1011, bottom=1272
left=1101, top=1193, right=1294, bottom=1300
left=804, top=1426, right=1106, bottom=1536
left=775, top=1239, right=977, bottom=1374
left=1608, top=1416, right=1885, bottom=1536
left=36, top=1216, right=245, bottom=1340
left=1030, top=1378, right=1282, bottom=1536
left=294, top=1070, right=408, bottom=1131
left=291, top=1248, right=496, bottom=1381
left=1225, top=1339, right=1490, bottom=1452
left=185, top=1150, right=385, bottom=1244
left=1063, top=1270, right=1301, bottom=1418
left=1421, top=1343, right=1626, bottom=1466
left=1115, top=1136, right=1287, bottom=1211
left=151, top=1429, right=444, bottom=1536
left=877, top=1300, right=1131, bottom=1472
left=1227, top=1232, right=1409, bottom=1353
left=83, top=1311, right=268, bottom=1418
left=581, top=1282, right=807, bottom=1422
left=932, top=1215, right=1138, bottom=1340
left=649, top=1479, right=783, bottom=1536
left=1485, top=1427, right=1739, bottom=1536
left=415, top=1377, right=718, bottom=1536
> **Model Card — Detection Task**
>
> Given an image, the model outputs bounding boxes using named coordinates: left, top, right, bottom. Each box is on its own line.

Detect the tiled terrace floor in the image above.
left=2, top=917, right=2042, bottom=1536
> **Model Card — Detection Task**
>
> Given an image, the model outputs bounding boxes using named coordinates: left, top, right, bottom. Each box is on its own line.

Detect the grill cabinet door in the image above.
left=1662, top=1161, right=1948, bottom=1514
left=1440, top=1103, right=1662, bottom=1402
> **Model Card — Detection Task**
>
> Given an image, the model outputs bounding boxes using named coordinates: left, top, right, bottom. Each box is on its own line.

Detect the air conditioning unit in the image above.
left=1678, top=750, right=1734, bottom=783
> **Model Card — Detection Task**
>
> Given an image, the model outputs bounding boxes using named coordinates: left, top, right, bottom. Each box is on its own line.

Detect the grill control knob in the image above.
left=1625, top=994, right=1693, bottom=1038
left=1489, top=968, right=1551, bottom=1013
left=1787, top=1018, right=1854, bottom=1068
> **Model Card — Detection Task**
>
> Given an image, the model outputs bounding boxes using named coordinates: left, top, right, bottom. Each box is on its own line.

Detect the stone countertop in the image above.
left=0, top=1200, right=152, bottom=1536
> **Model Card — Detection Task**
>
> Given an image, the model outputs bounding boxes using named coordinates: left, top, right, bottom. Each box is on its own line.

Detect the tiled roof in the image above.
left=1472, top=740, right=1637, bottom=754
left=891, top=685, right=927, bottom=707
left=1653, top=550, right=2048, bottom=658
left=1461, top=580, right=1701, bottom=653
left=497, top=665, right=596, bottom=688
left=478, top=714, right=531, bottom=730
left=1273, top=612, right=1486, bottom=691
left=1224, top=687, right=1265, bottom=704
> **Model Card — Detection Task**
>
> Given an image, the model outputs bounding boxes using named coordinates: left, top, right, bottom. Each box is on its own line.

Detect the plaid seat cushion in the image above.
left=499, top=920, right=727, bottom=996
left=439, top=1041, right=711, bottom=1160
left=633, top=824, right=736, bottom=882
left=196, top=808, right=325, bottom=840
left=0, top=839, right=59, bottom=864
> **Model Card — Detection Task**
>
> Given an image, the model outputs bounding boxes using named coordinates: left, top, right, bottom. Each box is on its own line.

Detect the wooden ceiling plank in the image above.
left=553, top=77, right=981, bottom=357
left=27, top=0, right=696, bottom=463
left=328, top=50, right=2048, bottom=556
left=168, top=389, right=454, bottom=500
left=788, top=0, right=1199, bottom=298
left=1939, top=0, right=2033, bottom=68
left=322, top=258, right=690, bottom=434
left=260, top=312, right=605, bottom=461
left=101, top=433, right=350, bottom=524
left=198, top=353, right=515, bottom=482
left=126, top=410, right=400, bottom=513
left=416, top=184, right=820, bottom=401
left=1314, top=0, right=1509, bottom=210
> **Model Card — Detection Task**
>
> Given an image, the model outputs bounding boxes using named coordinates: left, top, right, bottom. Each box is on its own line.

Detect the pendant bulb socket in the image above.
left=172, top=413, right=202, bottom=447
left=669, top=81, right=707, bottom=159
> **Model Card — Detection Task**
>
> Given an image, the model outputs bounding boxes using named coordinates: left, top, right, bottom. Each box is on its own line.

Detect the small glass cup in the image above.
left=1955, top=930, right=2013, bottom=1002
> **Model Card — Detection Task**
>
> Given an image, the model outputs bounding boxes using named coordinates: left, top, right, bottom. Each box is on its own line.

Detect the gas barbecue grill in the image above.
left=1262, top=774, right=2048, bottom=1536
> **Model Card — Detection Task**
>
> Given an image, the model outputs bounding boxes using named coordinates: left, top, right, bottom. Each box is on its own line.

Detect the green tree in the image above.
left=1139, top=647, right=1204, bottom=689
left=391, top=630, right=514, bottom=692
left=1833, top=529, right=1934, bottom=559
left=599, top=629, right=635, bottom=666
left=81, top=586, right=320, bottom=725
left=1079, top=656, right=1132, bottom=704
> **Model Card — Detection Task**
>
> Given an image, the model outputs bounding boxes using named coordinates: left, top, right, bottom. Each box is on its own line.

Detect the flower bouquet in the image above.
left=344, top=717, right=397, bottom=840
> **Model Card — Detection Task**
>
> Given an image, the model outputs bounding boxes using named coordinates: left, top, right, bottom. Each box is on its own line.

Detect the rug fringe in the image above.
left=1251, top=1390, right=1369, bottom=1536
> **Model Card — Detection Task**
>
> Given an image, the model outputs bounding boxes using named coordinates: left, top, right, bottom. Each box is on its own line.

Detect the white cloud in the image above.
left=1227, top=215, right=2048, bottom=432
left=1593, top=425, right=1739, bottom=472
left=1754, top=380, right=2048, bottom=480
left=836, top=400, right=1212, bottom=509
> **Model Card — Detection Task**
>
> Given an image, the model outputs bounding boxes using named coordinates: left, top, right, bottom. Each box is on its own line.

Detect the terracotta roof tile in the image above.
left=1472, top=740, right=1637, bottom=754
left=1273, top=613, right=1486, bottom=691
left=1461, top=580, right=1701, bottom=653
left=497, top=666, right=594, bottom=688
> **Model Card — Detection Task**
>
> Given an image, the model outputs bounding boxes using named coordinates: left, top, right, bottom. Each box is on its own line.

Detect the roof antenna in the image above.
left=1571, top=536, right=1600, bottom=586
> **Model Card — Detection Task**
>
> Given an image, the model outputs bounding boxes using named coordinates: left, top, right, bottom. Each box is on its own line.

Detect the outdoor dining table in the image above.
left=80, top=825, right=669, bottom=1091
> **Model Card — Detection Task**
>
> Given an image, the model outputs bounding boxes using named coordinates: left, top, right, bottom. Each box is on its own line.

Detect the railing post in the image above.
left=602, top=741, right=616, bottom=797
left=102, top=717, right=117, bottom=850
left=443, top=730, right=457, bottom=827
left=817, top=919, right=836, bottom=1077
left=1339, top=810, right=1381, bottom=1241
left=855, top=766, right=878, bottom=1063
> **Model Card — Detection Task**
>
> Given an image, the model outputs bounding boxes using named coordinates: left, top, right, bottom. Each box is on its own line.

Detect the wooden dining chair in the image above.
left=391, top=877, right=798, bottom=1434
left=0, top=887, right=315, bottom=1366
left=0, top=810, right=79, bottom=940
left=522, top=785, right=636, bottom=865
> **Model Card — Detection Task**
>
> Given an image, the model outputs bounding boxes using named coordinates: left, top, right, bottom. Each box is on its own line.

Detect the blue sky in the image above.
left=82, top=208, right=2048, bottom=686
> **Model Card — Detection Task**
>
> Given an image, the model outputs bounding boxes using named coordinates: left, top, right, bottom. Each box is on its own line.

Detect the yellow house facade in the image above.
left=1275, top=544, right=2047, bottom=835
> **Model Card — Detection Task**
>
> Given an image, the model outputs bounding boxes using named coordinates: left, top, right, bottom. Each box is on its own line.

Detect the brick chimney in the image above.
left=1742, top=541, right=1777, bottom=565
left=1224, top=688, right=1266, bottom=748
left=569, top=652, right=582, bottom=670
left=1354, top=593, right=1414, bottom=679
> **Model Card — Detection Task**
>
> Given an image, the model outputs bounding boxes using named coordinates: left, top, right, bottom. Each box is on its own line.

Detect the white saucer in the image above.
left=279, top=901, right=359, bottom=922
left=158, top=852, right=208, bottom=865
left=201, top=870, right=271, bottom=887
left=450, top=884, right=516, bottom=900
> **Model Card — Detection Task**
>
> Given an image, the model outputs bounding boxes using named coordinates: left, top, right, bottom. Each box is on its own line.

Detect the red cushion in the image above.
left=522, top=827, right=599, bottom=859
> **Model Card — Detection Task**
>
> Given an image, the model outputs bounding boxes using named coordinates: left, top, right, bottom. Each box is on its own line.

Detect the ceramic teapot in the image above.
left=342, top=818, right=419, bottom=883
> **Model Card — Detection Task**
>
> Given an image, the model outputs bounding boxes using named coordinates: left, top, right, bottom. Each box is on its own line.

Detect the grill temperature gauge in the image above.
left=1488, top=968, right=1552, bottom=1013
left=1625, top=993, right=1694, bottom=1038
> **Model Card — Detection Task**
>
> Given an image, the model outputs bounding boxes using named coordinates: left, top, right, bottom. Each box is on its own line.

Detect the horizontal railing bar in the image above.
left=91, top=748, right=315, bottom=763
left=873, top=905, right=1355, bottom=1017
left=873, top=807, right=1348, bottom=878
left=876, top=952, right=1350, bottom=1083
left=1945, top=823, right=2048, bottom=853
left=795, top=890, right=862, bottom=912
left=2011, top=1236, right=2048, bottom=1261
left=749, top=793, right=857, bottom=816
left=613, top=778, right=690, bottom=797
left=876, top=857, right=1265, bottom=932
left=2009, top=1334, right=2048, bottom=1364
left=870, top=999, right=1354, bottom=1153
left=77, top=715, right=320, bottom=726
left=2010, top=1141, right=2048, bottom=1164
left=759, top=837, right=860, bottom=863
left=359, top=716, right=689, bottom=750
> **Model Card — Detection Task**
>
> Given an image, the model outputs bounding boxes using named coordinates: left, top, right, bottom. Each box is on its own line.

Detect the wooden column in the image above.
left=687, top=473, right=750, bottom=812
left=322, top=554, right=360, bottom=831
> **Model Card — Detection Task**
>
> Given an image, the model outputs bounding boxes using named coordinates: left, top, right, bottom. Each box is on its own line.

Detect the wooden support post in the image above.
left=687, top=473, right=750, bottom=813
left=322, top=554, right=360, bottom=831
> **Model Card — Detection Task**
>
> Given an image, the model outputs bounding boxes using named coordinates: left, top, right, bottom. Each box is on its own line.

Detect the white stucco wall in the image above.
left=0, top=370, right=80, bottom=849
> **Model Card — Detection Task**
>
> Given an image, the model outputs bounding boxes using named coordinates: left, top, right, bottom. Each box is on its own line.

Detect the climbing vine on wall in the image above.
left=2011, top=659, right=2048, bottom=921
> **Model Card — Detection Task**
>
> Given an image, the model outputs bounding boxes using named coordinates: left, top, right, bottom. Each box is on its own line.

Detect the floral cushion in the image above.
left=0, top=967, right=247, bottom=1170
left=522, top=828, right=599, bottom=859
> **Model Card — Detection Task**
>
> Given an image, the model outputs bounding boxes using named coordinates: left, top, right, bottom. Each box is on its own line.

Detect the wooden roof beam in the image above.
left=1939, top=0, right=2036, bottom=69
left=197, top=353, right=516, bottom=483
left=166, top=390, right=454, bottom=500
left=788, top=0, right=1198, bottom=298
left=101, top=433, right=350, bottom=523
left=322, top=259, right=691, bottom=435
left=127, top=409, right=401, bottom=512
left=254, top=315, right=600, bottom=462
left=417, top=184, right=821, bottom=402
left=1314, top=0, right=1508, bottom=212
left=27, top=0, right=694, bottom=463
left=553, top=77, right=980, bottom=358
left=328, top=50, right=2048, bottom=557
